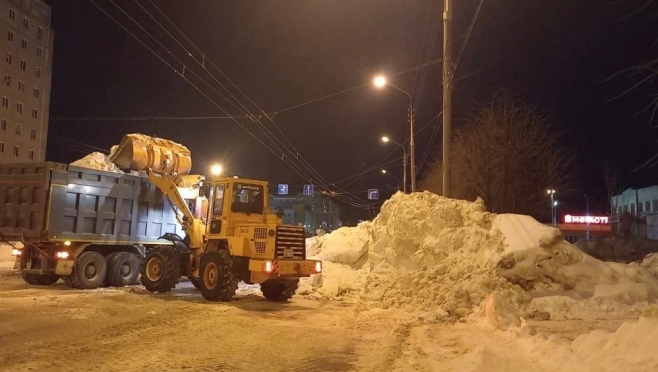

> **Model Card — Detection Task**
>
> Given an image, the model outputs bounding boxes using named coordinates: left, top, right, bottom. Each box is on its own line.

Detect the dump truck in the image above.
left=2, top=134, right=322, bottom=302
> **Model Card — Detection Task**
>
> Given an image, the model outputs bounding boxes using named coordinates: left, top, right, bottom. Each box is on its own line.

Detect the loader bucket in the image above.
left=109, top=133, right=192, bottom=175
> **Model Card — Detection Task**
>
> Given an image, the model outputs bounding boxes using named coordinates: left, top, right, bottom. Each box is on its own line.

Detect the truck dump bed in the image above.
left=0, top=162, right=182, bottom=244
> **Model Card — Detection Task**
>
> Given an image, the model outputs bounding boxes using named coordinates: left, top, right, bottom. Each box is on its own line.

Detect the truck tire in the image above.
left=140, top=246, right=179, bottom=293
left=104, top=252, right=123, bottom=287
left=199, top=250, right=238, bottom=302
left=70, top=251, right=108, bottom=289
left=107, top=252, right=140, bottom=287
left=260, top=279, right=299, bottom=302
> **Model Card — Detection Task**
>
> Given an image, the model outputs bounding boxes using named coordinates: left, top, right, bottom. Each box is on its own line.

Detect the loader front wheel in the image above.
left=260, top=279, right=299, bottom=302
left=140, top=246, right=180, bottom=293
left=199, top=250, right=237, bottom=302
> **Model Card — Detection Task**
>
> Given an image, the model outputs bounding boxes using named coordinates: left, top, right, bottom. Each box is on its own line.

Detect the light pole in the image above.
left=374, top=76, right=416, bottom=192
left=554, top=200, right=559, bottom=226
left=547, top=189, right=556, bottom=225
left=585, top=193, right=590, bottom=240
left=381, top=169, right=400, bottom=191
left=381, top=136, right=407, bottom=193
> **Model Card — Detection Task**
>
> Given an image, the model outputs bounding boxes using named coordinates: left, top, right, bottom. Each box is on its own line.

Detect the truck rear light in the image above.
left=11, top=249, right=21, bottom=256
left=63, top=240, right=71, bottom=246
left=56, top=251, right=70, bottom=259
left=263, top=260, right=274, bottom=273
left=313, top=261, right=322, bottom=274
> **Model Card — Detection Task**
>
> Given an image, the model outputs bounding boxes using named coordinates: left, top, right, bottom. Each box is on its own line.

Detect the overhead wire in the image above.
left=141, top=0, right=376, bottom=208
left=90, top=0, right=356, bottom=205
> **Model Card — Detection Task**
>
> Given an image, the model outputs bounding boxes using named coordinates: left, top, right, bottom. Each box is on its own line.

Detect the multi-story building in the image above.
left=0, top=0, right=53, bottom=163
left=611, top=186, right=658, bottom=239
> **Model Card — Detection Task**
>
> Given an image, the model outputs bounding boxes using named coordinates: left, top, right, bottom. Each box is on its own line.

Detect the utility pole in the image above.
left=409, top=103, right=416, bottom=192
left=442, top=0, right=453, bottom=198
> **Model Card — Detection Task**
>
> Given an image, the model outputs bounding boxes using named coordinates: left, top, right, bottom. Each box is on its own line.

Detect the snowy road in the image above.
left=0, top=271, right=637, bottom=372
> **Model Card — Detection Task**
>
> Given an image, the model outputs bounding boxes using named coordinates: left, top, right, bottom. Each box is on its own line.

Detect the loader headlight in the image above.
left=56, top=251, right=70, bottom=259
left=11, top=249, right=21, bottom=256
left=263, top=260, right=275, bottom=273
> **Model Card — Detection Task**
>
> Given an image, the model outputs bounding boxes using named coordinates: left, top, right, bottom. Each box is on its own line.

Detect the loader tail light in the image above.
left=11, top=249, right=21, bottom=256
left=263, top=260, right=274, bottom=273
left=56, top=251, right=70, bottom=259
left=313, top=261, right=322, bottom=274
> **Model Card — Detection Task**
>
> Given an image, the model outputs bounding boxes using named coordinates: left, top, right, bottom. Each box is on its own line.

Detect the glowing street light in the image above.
left=210, top=163, right=223, bottom=176
left=373, top=76, right=387, bottom=88
left=381, top=169, right=400, bottom=191
left=373, top=75, right=416, bottom=192
left=381, top=136, right=407, bottom=193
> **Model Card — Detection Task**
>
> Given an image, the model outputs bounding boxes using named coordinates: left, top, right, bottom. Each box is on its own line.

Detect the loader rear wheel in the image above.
left=70, top=251, right=107, bottom=289
left=107, top=252, right=140, bottom=287
left=260, top=279, right=299, bottom=302
left=199, top=250, right=237, bottom=302
left=140, top=246, right=180, bottom=293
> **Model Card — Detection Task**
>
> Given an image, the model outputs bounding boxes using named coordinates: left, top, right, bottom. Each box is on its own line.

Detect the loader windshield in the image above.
left=231, top=183, right=264, bottom=215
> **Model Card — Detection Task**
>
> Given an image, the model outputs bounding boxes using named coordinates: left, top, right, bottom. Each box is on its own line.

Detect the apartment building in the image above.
left=0, top=0, right=52, bottom=163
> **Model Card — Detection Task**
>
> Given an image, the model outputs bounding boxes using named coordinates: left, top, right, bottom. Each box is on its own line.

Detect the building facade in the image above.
left=0, top=0, right=53, bottom=163
left=611, top=186, right=658, bottom=239
left=270, top=192, right=342, bottom=236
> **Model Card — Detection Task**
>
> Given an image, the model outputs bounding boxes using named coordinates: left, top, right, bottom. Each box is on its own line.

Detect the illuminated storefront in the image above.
left=557, top=214, right=611, bottom=243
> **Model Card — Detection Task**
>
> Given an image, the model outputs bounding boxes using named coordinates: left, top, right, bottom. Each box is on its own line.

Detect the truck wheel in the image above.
left=103, top=252, right=123, bottom=287
left=260, top=279, right=299, bottom=302
left=199, top=250, right=238, bottom=302
left=33, top=274, right=61, bottom=285
left=70, top=251, right=108, bottom=289
left=107, top=252, right=140, bottom=287
left=140, top=246, right=179, bottom=293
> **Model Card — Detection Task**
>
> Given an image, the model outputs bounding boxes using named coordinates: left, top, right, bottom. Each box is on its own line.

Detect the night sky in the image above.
left=41, top=0, right=657, bottom=219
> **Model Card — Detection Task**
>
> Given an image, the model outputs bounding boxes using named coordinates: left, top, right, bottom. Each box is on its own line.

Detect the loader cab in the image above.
left=205, top=178, right=270, bottom=236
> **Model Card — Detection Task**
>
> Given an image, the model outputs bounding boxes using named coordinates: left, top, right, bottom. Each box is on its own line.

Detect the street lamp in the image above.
left=373, top=75, right=416, bottom=192
left=547, top=189, right=556, bottom=225
left=381, top=169, right=400, bottom=191
left=585, top=193, right=590, bottom=240
left=210, top=163, right=223, bottom=177
left=381, top=136, right=407, bottom=193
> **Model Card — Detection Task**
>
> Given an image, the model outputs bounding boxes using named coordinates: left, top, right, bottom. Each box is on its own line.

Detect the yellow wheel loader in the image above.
left=109, top=134, right=322, bottom=302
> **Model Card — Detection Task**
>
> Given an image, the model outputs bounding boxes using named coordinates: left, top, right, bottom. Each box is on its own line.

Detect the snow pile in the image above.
left=70, top=151, right=123, bottom=173
left=304, top=191, right=658, bottom=323
left=298, top=225, right=371, bottom=300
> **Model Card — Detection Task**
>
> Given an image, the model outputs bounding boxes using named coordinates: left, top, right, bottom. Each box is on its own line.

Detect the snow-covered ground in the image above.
left=3, top=184, right=658, bottom=370
left=297, top=191, right=658, bottom=371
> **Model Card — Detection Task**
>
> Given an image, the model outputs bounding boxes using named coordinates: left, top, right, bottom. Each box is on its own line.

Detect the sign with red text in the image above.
left=564, top=215, right=609, bottom=224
